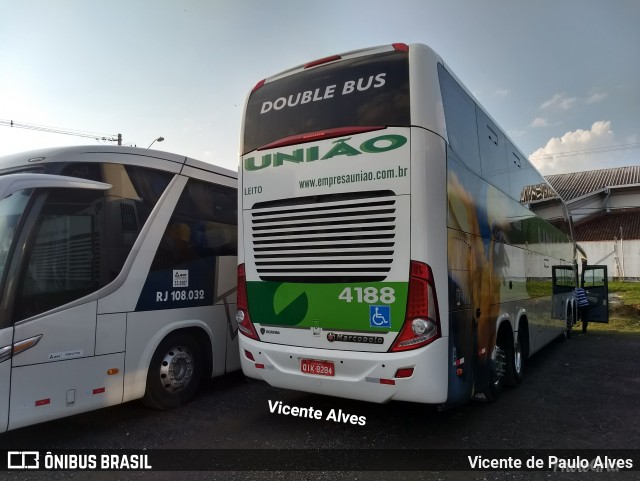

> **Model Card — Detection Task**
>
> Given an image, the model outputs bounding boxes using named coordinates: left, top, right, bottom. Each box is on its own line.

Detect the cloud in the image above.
left=540, top=92, right=577, bottom=111
left=529, top=121, right=615, bottom=174
left=530, top=117, right=549, bottom=128
left=494, top=89, right=510, bottom=98
left=586, top=91, right=609, bottom=104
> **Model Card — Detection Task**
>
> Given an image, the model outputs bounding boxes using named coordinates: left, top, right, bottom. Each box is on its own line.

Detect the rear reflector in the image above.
left=93, top=387, right=105, bottom=395
left=35, top=398, right=50, bottom=407
left=394, top=367, right=414, bottom=378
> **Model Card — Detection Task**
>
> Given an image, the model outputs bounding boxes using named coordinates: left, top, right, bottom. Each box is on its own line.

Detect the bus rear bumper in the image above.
left=239, top=336, right=448, bottom=404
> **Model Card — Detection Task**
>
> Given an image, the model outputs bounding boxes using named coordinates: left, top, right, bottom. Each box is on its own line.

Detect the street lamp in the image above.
left=148, top=136, right=165, bottom=149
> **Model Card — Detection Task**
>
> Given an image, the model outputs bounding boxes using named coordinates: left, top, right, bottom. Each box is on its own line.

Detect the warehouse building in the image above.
left=546, top=166, right=640, bottom=280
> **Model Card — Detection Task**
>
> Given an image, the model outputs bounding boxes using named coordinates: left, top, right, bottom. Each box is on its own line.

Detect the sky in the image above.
left=1, top=0, right=639, bottom=175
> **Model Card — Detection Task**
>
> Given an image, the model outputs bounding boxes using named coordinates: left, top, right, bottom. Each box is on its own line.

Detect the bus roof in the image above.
left=257, top=43, right=441, bottom=84
left=0, top=145, right=237, bottom=180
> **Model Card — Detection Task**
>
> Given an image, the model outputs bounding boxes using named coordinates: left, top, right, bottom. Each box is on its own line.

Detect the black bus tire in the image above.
left=566, top=307, right=574, bottom=339
left=485, top=331, right=510, bottom=401
left=507, top=331, right=524, bottom=387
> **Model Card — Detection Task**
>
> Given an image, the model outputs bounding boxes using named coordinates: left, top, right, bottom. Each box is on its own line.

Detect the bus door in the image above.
left=552, top=265, right=575, bottom=320
left=0, top=178, right=37, bottom=432
left=0, top=173, right=114, bottom=431
left=582, top=265, right=609, bottom=324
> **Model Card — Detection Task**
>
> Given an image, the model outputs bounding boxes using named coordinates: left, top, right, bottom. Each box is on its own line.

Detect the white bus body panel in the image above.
left=410, top=129, right=449, bottom=336
left=96, top=313, right=126, bottom=355
left=8, top=353, right=124, bottom=431
left=241, top=335, right=448, bottom=404
left=8, top=302, right=126, bottom=430
left=8, top=353, right=124, bottom=429
left=11, top=302, right=98, bottom=367
left=407, top=44, right=447, bottom=142
left=240, top=126, right=411, bottom=206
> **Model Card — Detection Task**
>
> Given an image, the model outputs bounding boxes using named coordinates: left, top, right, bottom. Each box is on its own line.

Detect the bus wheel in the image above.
left=566, top=308, right=574, bottom=339
left=143, top=333, right=202, bottom=410
left=506, top=332, right=524, bottom=387
left=486, top=334, right=509, bottom=401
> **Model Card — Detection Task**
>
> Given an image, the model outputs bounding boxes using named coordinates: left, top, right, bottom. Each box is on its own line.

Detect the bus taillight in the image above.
left=237, top=264, right=260, bottom=340
left=251, top=79, right=266, bottom=93
left=390, top=261, right=441, bottom=352
left=304, top=54, right=341, bottom=69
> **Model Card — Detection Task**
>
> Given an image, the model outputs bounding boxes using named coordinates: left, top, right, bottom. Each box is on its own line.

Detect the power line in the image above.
left=530, top=141, right=640, bottom=159
left=1, top=119, right=121, bottom=144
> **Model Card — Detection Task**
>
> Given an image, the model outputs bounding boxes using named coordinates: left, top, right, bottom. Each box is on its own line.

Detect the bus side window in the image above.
left=438, top=64, right=481, bottom=175
left=14, top=189, right=105, bottom=321
left=149, top=179, right=237, bottom=273
left=104, top=165, right=173, bottom=281
left=476, top=109, right=508, bottom=176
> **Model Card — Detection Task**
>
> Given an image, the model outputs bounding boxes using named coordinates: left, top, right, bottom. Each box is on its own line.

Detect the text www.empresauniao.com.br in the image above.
left=299, top=165, right=408, bottom=189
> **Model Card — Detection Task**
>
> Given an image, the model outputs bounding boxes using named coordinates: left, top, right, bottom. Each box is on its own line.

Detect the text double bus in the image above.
left=0, top=146, right=238, bottom=431
left=237, top=43, right=588, bottom=406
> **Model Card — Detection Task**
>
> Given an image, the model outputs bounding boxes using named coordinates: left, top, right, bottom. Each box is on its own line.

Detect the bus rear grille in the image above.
left=250, top=192, right=396, bottom=282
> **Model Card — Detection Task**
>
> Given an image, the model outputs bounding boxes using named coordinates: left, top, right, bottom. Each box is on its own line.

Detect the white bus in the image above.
left=0, top=145, right=238, bottom=431
left=237, top=43, right=596, bottom=406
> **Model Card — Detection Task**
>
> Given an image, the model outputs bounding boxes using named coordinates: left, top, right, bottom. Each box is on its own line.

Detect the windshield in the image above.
left=0, top=189, right=31, bottom=278
left=243, top=50, right=410, bottom=154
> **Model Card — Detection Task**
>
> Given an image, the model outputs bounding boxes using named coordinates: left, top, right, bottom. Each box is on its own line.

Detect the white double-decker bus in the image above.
left=0, top=145, right=238, bottom=431
left=237, top=43, right=594, bottom=406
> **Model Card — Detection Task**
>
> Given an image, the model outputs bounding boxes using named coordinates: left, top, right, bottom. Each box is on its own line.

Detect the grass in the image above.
left=586, top=317, right=640, bottom=334
left=590, top=280, right=640, bottom=334
left=609, top=281, right=640, bottom=305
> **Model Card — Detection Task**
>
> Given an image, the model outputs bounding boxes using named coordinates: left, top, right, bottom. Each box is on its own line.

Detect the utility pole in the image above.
left=118, top=133, right=122, bottom=145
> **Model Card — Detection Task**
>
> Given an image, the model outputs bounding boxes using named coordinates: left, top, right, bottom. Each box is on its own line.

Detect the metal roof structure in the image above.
left=573, top=208, right=640, bottom=241
left=544, top=165, right=640, bottom=241
left=545, top=165, right=640, bottom=202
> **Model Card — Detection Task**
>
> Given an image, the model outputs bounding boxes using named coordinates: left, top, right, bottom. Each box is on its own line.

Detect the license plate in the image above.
left=300, top=359, right=335, bottom=377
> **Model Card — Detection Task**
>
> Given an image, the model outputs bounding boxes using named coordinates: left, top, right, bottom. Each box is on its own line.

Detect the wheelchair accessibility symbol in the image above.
left=369, top=305, right=390, bottom=328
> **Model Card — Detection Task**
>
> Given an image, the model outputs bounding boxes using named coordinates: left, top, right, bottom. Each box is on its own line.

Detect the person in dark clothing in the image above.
left=574, top=286, right=589, bottom=333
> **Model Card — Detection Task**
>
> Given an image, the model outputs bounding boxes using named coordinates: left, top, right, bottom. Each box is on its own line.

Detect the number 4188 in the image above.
left=338, top=287, right=395, bottom=304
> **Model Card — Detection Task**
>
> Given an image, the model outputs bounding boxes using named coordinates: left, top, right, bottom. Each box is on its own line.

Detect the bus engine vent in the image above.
left=250, top=191, right=396, bottom=283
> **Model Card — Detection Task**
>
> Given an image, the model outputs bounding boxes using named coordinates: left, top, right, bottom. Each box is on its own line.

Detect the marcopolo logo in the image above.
left=326, top=332, right=384, bottom=344
left=244, top=134, right=407, bottom=171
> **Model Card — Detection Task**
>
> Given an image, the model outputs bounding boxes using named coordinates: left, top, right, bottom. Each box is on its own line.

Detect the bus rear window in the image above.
left=243, top=50, right=410, bottom=154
